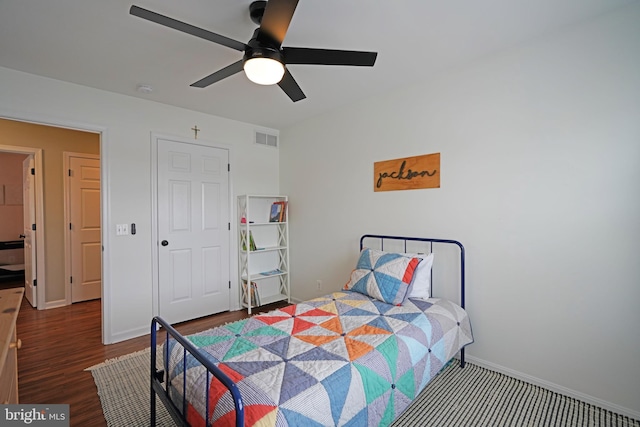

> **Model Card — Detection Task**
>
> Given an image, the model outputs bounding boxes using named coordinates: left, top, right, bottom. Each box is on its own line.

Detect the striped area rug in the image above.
left=393, top=361, right=639, bottom=427
left=89, top=349, right=639, bottom=427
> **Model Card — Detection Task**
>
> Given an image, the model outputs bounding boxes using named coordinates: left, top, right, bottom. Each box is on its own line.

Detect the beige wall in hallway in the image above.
left=0, top=118, right=99, bottom=303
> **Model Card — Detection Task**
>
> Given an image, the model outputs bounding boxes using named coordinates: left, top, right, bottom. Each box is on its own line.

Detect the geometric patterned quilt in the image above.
left=166, top=291, right=473, bottom=426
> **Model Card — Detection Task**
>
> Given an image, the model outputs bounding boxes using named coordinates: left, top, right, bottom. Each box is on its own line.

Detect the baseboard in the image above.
left=107, top=326, right=149, bottom=344
left=43, top=299, right=68, bottom=310
left=466, top=355, right=640, bottom=420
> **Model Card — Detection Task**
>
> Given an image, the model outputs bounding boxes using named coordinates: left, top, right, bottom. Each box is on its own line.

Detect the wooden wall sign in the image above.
left=374, top=153, right=440, bottom=192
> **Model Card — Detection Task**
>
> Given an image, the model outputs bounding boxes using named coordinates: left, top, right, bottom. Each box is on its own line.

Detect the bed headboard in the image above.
left=359, top=234, right=466, bottom=309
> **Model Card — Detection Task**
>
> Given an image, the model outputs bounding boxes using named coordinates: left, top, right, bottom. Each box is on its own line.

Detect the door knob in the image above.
left=19, top=234, right=26, bottom=238
left=161, top=240, right=169, bottom=246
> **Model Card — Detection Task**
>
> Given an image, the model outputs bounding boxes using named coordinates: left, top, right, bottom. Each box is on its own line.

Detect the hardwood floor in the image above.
left=16, top=296, right=288, bottom=426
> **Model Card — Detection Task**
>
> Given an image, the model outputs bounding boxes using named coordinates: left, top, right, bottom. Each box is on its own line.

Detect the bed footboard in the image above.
left=150, top=316, right=245, bottom=427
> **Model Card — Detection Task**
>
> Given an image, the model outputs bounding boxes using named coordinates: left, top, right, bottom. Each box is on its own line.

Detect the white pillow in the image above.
left=407, top=252, right=434, bottom=300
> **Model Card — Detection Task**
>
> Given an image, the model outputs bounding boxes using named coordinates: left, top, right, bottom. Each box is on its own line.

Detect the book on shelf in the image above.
left=278, top=201, right=287, bottom=222
left=259, top=268, right=283, bottom=276
left=241, top=230, right=258, bottom=251
left=269, top=202, right=282, bottom=222
left=268, top=200, right=287, bottom=222
left=253, top=281, right=261, bottom=306
left=249, top=231, right=257, bottom=251
left=243, top=280, right=261, bottom=306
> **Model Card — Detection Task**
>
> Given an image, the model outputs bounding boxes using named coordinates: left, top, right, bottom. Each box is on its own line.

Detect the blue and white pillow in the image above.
left=345, top=248, right=421, bottom=305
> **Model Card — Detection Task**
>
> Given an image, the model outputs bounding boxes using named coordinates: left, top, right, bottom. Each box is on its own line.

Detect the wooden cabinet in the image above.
left=0, top=288, right=23, bottom=404
left=238, top=195, right=290, bottom=314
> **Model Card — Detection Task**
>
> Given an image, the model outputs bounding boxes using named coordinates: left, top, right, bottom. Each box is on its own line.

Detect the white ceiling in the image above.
left=0, top=0, right=635, bottom=129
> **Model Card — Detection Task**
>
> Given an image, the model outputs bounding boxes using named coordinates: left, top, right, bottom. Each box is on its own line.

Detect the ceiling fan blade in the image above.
left=191, top=61, right=245, bottom=88
left=130, top=5, right=246, bottom=52
left=283, top=47, right=377, bottom=66
left=258, top=0, right=299, bottom=46
left=278, top=69, right=306, bottom=102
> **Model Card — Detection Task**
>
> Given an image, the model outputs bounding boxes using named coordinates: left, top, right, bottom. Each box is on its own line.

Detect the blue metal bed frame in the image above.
left=150, top=235, right=466, bottom=427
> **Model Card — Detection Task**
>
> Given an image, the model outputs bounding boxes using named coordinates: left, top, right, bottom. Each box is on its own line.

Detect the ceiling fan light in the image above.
left=244, top=57, right=285, bottom=85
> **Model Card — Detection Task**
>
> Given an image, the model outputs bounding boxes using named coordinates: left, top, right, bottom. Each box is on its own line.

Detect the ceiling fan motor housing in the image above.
left=244, top=29, right=284, bottom=65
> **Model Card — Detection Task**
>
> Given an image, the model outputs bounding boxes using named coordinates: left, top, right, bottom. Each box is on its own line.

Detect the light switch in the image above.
left=116, top=224, right=129, bottom=236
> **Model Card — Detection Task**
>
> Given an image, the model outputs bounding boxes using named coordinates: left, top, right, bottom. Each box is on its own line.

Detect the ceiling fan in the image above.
left=130, top=0, right=377, bottom=102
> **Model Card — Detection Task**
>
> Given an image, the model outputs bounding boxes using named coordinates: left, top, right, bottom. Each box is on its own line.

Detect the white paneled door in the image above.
left=69, top=154, right=101, bottom=303
left=157, top=138, right=230, bottom=324
left=22, top=156, right=37, bottom=307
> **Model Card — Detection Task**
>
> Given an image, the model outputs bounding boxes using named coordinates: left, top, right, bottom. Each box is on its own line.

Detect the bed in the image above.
left=150, top=234, right=474, bottom=426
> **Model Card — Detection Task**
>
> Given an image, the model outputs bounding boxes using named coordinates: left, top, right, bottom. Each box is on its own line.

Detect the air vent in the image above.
left=255, top=131, right=278, bottom=148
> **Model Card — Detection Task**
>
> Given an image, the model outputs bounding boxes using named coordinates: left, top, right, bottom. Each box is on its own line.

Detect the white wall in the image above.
left=280, top=3, right=640, bottom=417
left=0, top=66, right=280, bottom=342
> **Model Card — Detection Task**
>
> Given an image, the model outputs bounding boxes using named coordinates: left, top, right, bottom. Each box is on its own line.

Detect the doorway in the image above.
left=0, top=147, right=45, bottom=307
left=64, top=152, right=102, bottom=303
left=0, top=152, right=29, bottom=292
left=0, top=118, right=101, bottom=312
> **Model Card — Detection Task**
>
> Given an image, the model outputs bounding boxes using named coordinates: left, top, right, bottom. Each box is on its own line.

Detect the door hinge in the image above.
left=31, top=167, right=35, bottom=175
left=33, top=279, right=37, bottom=287
left=32, top=224, right=36, bottom=231
left=70, top=276, right=73, bottom=284
left=228, top=222, right=231, bottom=231
left=68, top=169, right=72, bottom=177
left=228, top=163, right=230, bottom=172
left=69, top=223, right=72, bottom=230
left=229, top=281, right=231, bottom=289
